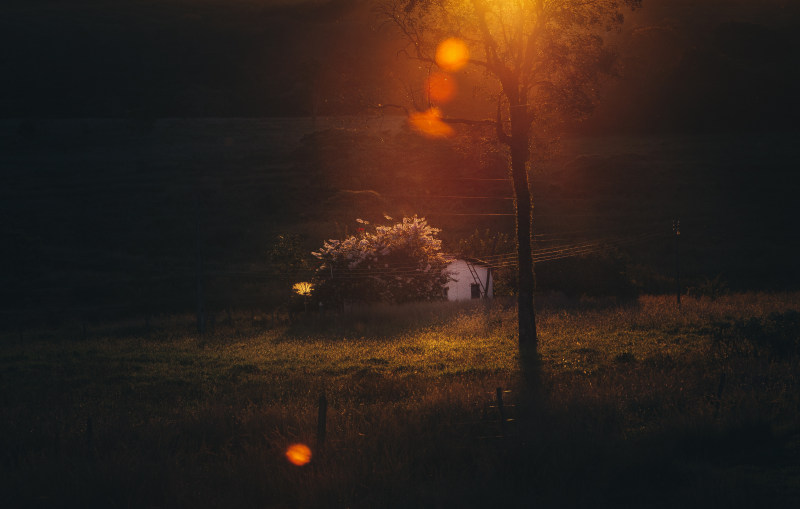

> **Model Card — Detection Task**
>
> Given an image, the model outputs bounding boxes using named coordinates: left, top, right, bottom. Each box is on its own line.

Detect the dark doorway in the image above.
left=470, top=283, right=481, bottom=299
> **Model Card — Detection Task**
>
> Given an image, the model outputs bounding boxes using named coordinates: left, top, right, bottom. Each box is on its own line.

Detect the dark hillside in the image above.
left=1, top=118, right=797, bottom=326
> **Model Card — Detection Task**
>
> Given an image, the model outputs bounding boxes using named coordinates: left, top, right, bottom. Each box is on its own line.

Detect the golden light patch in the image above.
left=285, top=443, right=312, bottom=466
left=292, top=282, right=314, bottom=297
left=435, top=38, right=469, bottom=72
left=426, top=72, right=456, bottom=104
left=408, top=108, right=454, bottom=138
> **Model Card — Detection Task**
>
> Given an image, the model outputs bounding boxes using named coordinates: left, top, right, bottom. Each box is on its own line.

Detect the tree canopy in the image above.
left=384, top=0, right=642, bottom=123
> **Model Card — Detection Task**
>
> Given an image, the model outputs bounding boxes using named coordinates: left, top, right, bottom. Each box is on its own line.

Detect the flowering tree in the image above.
left=312, top=216, right=451, bottom=305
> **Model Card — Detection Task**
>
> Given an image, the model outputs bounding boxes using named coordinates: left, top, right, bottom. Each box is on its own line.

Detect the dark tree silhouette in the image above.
left=382, top=0, right=642, bottom=376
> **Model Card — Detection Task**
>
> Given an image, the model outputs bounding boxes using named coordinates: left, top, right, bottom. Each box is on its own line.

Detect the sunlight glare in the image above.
left=408, top=108, right=455, bottom=138
left=286, top=443, right=312, bottom=466
left=435, top=38, right=469, bottom=72
left=426, top=72, right=457, bottom=104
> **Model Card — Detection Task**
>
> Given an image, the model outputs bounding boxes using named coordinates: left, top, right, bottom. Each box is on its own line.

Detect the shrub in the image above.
left=535, top=250, right=638, bottom=300
left=712, top=310, right=800, bottom=359
left=687, top=275, right=729, bottom=300
left=312, top=216, right=451, bottom=306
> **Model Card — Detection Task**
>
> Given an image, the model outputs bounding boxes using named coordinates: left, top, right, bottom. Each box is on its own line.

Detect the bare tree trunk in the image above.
left=510, top=146, right=537, bottom=356
left=509, top=104, right=538, bottom=374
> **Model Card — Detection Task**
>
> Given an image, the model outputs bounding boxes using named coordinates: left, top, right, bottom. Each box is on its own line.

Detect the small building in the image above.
left=443, top=258, right=493, bottom=301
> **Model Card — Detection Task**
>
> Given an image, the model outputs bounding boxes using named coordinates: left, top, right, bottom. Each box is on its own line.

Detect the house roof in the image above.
left=445, top=255, right=492, bottom=267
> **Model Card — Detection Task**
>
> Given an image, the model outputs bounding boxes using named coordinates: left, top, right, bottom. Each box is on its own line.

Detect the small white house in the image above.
left=443, top=258, right=493, bottom=301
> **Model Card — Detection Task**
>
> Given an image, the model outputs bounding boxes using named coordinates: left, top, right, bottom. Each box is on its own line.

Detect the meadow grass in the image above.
left=2, top=293, right=799, bottom=508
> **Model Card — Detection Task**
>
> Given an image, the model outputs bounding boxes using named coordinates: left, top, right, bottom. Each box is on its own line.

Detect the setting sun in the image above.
left=286, top=443, right=312, bottom=466
left=435, top=38, right=469, bottom=72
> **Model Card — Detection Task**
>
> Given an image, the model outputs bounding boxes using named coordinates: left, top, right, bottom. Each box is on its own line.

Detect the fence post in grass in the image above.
left=713, top=372, right=727, bottom=418
left=86, top=416, right=93, bottom=456
left=317, top=392, right=328, bottom=454
left=53, top=427, right=60, bottom=458
left=673, top=219, right=681, bottom=308
left=496, top=387, right=505, bottom=438
left=195, top=193, right=206, bottom=336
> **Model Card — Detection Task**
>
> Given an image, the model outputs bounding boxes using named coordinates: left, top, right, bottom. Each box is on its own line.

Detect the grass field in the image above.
left=2, top=293, right=799, bottom=508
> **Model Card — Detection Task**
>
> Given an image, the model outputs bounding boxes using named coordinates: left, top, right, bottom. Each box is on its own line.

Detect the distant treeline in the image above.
left=1, top=116, right=797, bottom=328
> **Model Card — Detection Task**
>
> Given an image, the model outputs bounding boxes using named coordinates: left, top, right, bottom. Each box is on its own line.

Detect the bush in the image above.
left=535, top=250, right=638, bottom=300
left=312, top=216, right=451, bottom=306
left=687, top=275, right=729, bottom=300
left=712, top=310, right=800, bottom=359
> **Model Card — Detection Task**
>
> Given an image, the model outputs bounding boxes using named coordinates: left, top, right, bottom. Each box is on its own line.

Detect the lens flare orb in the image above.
left=408, top=108, right=454, bottom=138
left=435, top=38, right=469, bottom=72
left=285, top=443, right=312, bottom=466
left=426, top=72, right=456, bottom=104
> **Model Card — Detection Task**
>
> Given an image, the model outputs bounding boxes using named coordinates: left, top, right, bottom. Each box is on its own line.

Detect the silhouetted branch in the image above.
left=372, top=103, right=410, bottom=115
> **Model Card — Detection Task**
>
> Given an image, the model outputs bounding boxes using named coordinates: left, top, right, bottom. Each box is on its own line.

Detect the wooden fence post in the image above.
left=714, top=372, right=727, bottom=418
left=673, top=219, right=681, bottom=308
left=195, top=193, right=206, bottom=336
left=496, top=387, right=505, bottom=438
left=317, top=392, right=328, bottom=454
left=86, top=416, right=94, bottom=456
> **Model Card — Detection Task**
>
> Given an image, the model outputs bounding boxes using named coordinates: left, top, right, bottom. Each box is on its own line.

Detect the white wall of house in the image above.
left=443, top=259, right=493, bottom=301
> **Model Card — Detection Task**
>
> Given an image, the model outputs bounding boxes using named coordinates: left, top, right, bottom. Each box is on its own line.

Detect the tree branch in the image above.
left=467, top=58, right=493, bottom=70
left=372, top=103, right=410, bottom=116
left=441, top=117, right=498, bottom=127
left=470, top=0, right=503, bottom=70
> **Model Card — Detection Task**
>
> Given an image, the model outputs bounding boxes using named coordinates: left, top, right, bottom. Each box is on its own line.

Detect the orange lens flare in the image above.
left=426, top=72, right=456, bottom=104
left=409, top=108, right=454, bottom=138
left=285, top=443, right=312, bottom=466
left=435, top=38, right=469, bottom=72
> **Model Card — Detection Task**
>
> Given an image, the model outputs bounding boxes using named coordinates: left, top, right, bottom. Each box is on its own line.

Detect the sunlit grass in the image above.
left=2, top=293, right=798, bottom=508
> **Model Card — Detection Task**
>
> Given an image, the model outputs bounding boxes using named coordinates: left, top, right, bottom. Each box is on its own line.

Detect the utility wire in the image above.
left=386, top=195, right=514, bottom=200
left=426, top=213, right=516, bottom=216
left=13, top=231, right=670, bottom=284
left=18, top=230, right=669, bottom=279
left=487, top=233, right=668, bottom=268
left=303, top=232, right=668, bottom=279
left=475, top=234, right=650, bottom=263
